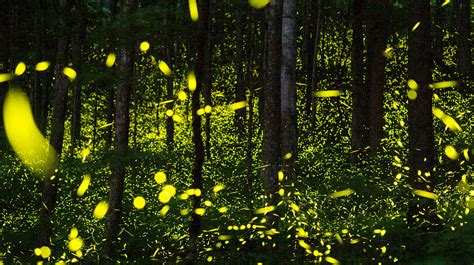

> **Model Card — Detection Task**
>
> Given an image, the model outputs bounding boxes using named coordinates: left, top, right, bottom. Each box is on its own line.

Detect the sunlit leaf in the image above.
left=14, top=62, right=26, bottom=76
left=314, top=90, right=342, bottom=97
left=189, top=0, right=199, bottom=21
left=3, top=88, right=58, bottom=177
left=93, top=201, right=109, bottom=220
left=248, top=0, right=270, bottom=9
left=413, top=190, right=438, bottom=200
left=77, top=174, right=91, bottom=197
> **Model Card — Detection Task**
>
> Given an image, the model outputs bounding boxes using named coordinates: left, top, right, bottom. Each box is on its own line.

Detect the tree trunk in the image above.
left=366, top=0, right=390, bottom=154
left=165, top=46, right=175, bottom=149
left=456, top=0, right=471, bottom=76
left=262, top=0, right=282, bottom=228
left=71, top=1, right=87, bottom=154
left=104, top=0, right=135, bottom=258
left=309, top=0, right=322, bottom=125
left=39, top=0, right=71, bottom=247
left=235, top=4, right=246, bottom=135
left=433, top=0, right=445, bottom=61
left=406, top=0, right=437, bottom=230
left=350, top=0, right=367, bottom=160
left=188, top=0, right=210, bottom=261
left=0, top=0, right=11, bottom=146
left=281, top=0, right=297, bottom=171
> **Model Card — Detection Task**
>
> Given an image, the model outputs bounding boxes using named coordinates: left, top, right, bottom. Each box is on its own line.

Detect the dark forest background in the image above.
left=0, top=0, right=472, bottom=263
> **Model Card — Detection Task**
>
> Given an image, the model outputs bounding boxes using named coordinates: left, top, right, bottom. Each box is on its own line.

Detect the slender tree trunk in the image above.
left=350, top=0, right=367, bottom=160
left=281, top=0, right=297, bottom=171
left=203, top=9, right=213, bottom=159
left=165, top=47, right=175, bottom=149
left=105, top=0, right=135, bottom=258
left=433, top=0, right=445, bottom=61
left=0, top=0, right=11, bottom=146
left=407, top=0, right=437, bottom=230
left=39, top=0, right=71, bottom=247
left=71, top=1, right=87, bottom=154
left=366, top=0, right=390, bottom=154
left=309, top=0, right=322, bottom=125
left=456, top=0, right=471, bottom=76
left=262, top=0, right=283, bottom=228
left=235, top=4, right=246, bottom=134
left=188, top=0, right=210, bottom=261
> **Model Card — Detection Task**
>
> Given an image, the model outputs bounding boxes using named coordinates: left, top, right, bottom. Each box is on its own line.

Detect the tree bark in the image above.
left=456, top=0, right=471, bottom=76
left=104, top=0, right=135, bottom=258
left=262, top=0, right=282, bottom=228
left=0, top=0, right=10, bottom=146
left=235, top=4, right=246, bottom=135
left=406, top=0, right=437, bottom=230
left=350, top=0, right=367, bottom=160
left=281, top=0, right=297, bottom=171
left=188, top=0, right=210, bottom=261
left=366, top=0, right=390, bottom=154
left=39, top=0, right=71, bottom=247
left=71, top=1, right=87, bottom=154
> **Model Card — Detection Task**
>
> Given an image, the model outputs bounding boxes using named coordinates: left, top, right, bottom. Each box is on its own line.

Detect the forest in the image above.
left=0, top=0, right=472, bottom=263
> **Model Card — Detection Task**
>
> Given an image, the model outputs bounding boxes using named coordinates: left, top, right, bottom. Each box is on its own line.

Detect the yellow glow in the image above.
left=212, top=184, right=225, bottom=193
left=204, top=105, right=212, bottom=113
left=35, top=61, right=50, bottom=71
left=160, top=205, right=170, bottom=216
left=249, top=0, right=271, bottom=9
left=230, top=101, right=247, bottom=111
left=407, top=90, right=417, bottom=100
left=412, top=22, right=421, bottom=31
left=154, top=171, right=167, bottom=184
left=68, top=227, right=78, bottom=240
left=159, top=61, right=172, bottom=76
left=430, top=81, right=458, bottom=89
left=105, top=53, right=116, bottom=67
left=325, top=257, right=340, bottom=264
left=76, top=174, right=91, bottom=197
left=218, top=206, right=228, bottom=213
left=172, top=114, right=184, bottom=123
left=139, top=41, right=150, bottom=52
left=40, top=246, right=51, bottom=259
left=93, top=200, right=109, bottom=220
left=188, top=72, right=197, bottom=91
left=407, top=79, right=418, bottom=90
left=177, top=91, right=187, bottom=101
left=3, top=88, right=58, bottom=177
left=165, top=109, right=174, bottom=117
left=254, top=205, right=276, bottom=215
left=314, top=90, right=342, bottom=97
left=330, top=189, right=354, bottom=198
left=195, top=208, right=206, bottom=215
left=0, top=73, right=13, bottom=82
left=68, top=237, right=83, bottom=252
left=14, top=62, right=26, bottom=76
left=133, top=196, right=146, bottom=209
left=445, top=145, right=459, bottom=160
left=413, top=190, right=438, bottom=200
left=63, top=67, right=77, bottom=81
left=441, top=0, right=450, bottom=7
left=189, top=0, right=199, bottom=21
left=197, top=108, right=205, bottom=116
